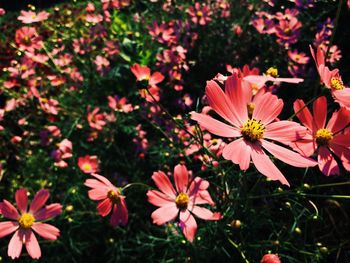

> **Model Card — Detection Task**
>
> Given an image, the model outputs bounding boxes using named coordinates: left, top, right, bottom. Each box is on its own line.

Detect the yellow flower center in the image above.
left=107, top=190, right=121, bottom=204
left=284, top=28, right=292, bottom=35
left=175, top=192, right=189, bottom=210
left=241, top=119, right=265, bottom=142
left=330, top=77, right=344, bottom=90
left=18, top=213, right=35, bottom=229
left=247, top=103, right=255, bottom=118
left=82, top=163, right=92, bottom=171
left=315, top=128, right=333, bottom=146
left=197, top=11, right=203, bottom=17
left=266, top=67, right=278, bottom=78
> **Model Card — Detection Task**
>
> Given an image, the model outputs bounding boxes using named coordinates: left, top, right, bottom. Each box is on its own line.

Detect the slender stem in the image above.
left=310, top=181, right=350, bottom=189
left=122, top=182, right=151, bottom=191
left=227, top=238, right=250, bottom=263
left=325, top=0, right=344, bottom=60
left=288, top=97, right=317, bottom=120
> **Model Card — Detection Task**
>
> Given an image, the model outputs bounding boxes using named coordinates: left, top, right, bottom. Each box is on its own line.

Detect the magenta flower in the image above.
left=84, top=174, right=128, bottom=227
left=147, top=164, right=221, bottom=242
left=191, top=74, right=317, bottom=186
left=292, top=96, right=350, bottom=176
left=0, top=189, right=62, bottom=260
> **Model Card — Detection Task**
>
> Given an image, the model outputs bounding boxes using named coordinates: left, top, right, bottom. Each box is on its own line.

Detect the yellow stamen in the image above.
left=107, top=190, right=121, bottom=204
left=266, top=67, right=278, bottom=78
left=241, top=119, right=265, bottom=142
left=315, top=128, right=333, bottom=146
left=247, top=103, right=255, bottom=117
left=82, top=163, right=92, bottom=171
left=175, top=192, right=189, bottom=210
left=284, top=28, right=292, bottom=35
left=197, top=11, right=203, bottom=17
left=330, top=77, right=344, bottom=90
left=18, top=213, right=35, bottom=229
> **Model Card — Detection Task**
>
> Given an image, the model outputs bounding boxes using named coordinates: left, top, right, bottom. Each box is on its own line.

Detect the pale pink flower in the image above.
left=191, top=74, right=317, bottom=186
left=108, top=95, right=133, bottom=113
left=84, top=174, right=128, bottom=226
left=0, top=188, right=62, bottom=260
left=292, top=96, right=350, bottom=176
left=187, top=2, right=212, bottom=26
left=87, top=107, right=107, bottom=131
left=147, top=164, right=221, bottom=242
left=17, top=11, right=49, bottom=24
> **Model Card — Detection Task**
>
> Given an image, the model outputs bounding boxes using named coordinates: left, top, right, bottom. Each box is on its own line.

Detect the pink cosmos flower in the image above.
left=51, top=139, right=73, bottom=168
left=87, top=107, right=107, bottom=131
left=17, top=11, right=49, bottom=24
left=187, top=2, right=212, bottom=26
left=108, top=95, right=133, bottom=113
left=0, top=188, right=62, bottom=260
left=191, top=74, right=317, bottom=186
left=147, top=164, right=221, bottom=242
left=288, top=49, right=309, bottom=64
left=78, top=155, right=99, bottom=174
left=261, top=254, right=281, bottom=263
left=310, top=45, right=350, bottom=109
left=292, top=96, right=350, bottom=176
left=130, top=64, right=164, bottom=87
left=15, top=27, right=43, bottom=52
left=84, top=174, right=128, bottom=226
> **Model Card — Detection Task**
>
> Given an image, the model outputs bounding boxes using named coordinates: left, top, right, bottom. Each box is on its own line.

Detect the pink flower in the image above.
left=187, top=2, right=212, bottom=26
left=0, top=188, right=62, bottom=260
left=130, top=64, right=164, bottom=87
left=191, top=74, right=317, bottom=186
left=84, top=174, right=128, bottom=226
left=108, top=95, right=133, bottom=113
left=147, top=164, right=221, bottom=242
left=78, top=155, right=99, bottom=174
left=261, top=254, right=281, bottom=263
left=17, top=10, right=49, bottom=24
left=51, top=139, right=73, bottom=168
left=292, top=96, right=350, bottom=176
left=310, top=45, right=350, bottom=109
left=288, top=49, right=309, bottom=64
left=87, top=107, right=107, bottom=131
left=15, top=27, right=43, bottom=52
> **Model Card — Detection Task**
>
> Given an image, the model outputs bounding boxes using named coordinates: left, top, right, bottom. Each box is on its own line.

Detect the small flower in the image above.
left=78, top=155, right=99, bottom=174
left=17, top=10, right=49, bottom=24
left=261, top=254, right=281, bottom=263
left=147, top=164, right=221, bottom=242
left=0, top=188, right=62, bottom=260
left=84, top=174, right=128, bottom=226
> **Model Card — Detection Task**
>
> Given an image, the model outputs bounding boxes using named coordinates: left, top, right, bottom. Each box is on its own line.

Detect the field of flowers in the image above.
left=0, top=0, right=350, bottom=262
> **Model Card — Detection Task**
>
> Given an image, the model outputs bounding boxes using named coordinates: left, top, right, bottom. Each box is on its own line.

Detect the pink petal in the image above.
left=151, top=204, right=178, bottom=225
left=326, top=107, right=350, bottom=133
left=313, top=96, right=327, bottom=130
left=206, top=80, right=243, bottom=127
left=29, top=189, right=49, bottom=213
left=334, top=89, right=350, bottom=109
left=151, top=171, right=176, bottom=198
left=318, top=147, right=339, bottom=176
left=179, top=210, right=197, bottom=242
left=250, top=145, right=290, bottom=186
left=293, top=99, right=314, bottom=131
left=7, top=230, right=23, bottom=260
left=149, top=72, right=164, bottom=86
left=331, top=134, right=350, bottom=148
left=32, top=223, right=60, bottom=240
left=190, top=112, right=241, bottom=138
left=25, top=231, right=41, bottom=259
left=15, top=188, right=28, bottom=214
left=222, top=138, right=252, bottom=170
left=265, top=120, right=307, bottom=142
left=96, top=198, right=112, bottom=217
left=1, top=200, right=20, bottom=220
left=289, top=138, right=316, bottom=157
left=34, top=203, right=62, bottom=221
left=224, top=74, right=248, bottom=123
left=84, top=178, right=110, bottom=190
left=147, top=190, right=174, bottom=207
left=90, top=173, right=114, bottom=187
left=274, top=77, right=304, bottom=83
left=88, top=188, right=108, bottom=201
left=262, top=140, right=317, bottom=168
left=0, top=221, right=18, bottom=238
left=110, top=199, right=128, bottom=226
left=191, top=206, right=221, bottom=221
left=252, top=93, right=283, bottom=125
left=329, top=143, right=350, bottom=171
left=174, top=164, right=189, bottom=193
